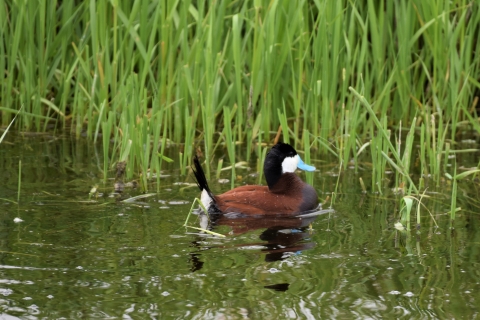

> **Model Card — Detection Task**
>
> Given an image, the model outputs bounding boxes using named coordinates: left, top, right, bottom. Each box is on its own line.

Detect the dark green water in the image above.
left=1, top=136, right=479, bottom=319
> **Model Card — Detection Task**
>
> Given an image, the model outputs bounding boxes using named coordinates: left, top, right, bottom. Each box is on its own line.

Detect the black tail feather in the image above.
left=192, top=156, right=215, bottom=201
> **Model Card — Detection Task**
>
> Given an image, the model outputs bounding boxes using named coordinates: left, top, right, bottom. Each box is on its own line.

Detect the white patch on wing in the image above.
left=201, top=189, right=213, bottom=209
left=281, top=155, right=299, bottom=173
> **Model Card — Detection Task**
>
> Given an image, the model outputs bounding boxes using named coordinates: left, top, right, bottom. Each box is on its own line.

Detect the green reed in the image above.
left=17, top=160, right=21, bottom=203
left=450, top=162, right=458, bottom=222
left=446, top=164, right=480, bottom=222
left=303, top=129, right=313, bottom=186
left=257, top=146, right=268, bottom=186
left=351, top=87, right=419, bottom=193
left=101, top=112, right=114, bottom=183
left=223, top=106, right=236, bottom=189
left=400, top=196, right=414, bottom=232
left=0, top=0, right=479, bottom=202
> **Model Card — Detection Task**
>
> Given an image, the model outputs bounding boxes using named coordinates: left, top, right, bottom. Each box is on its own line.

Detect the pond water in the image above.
left=0, top=135, right=479, bottom=319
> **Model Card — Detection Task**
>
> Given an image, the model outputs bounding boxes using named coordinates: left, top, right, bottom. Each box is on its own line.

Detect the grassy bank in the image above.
left=1, top=0, right=479, bottom=194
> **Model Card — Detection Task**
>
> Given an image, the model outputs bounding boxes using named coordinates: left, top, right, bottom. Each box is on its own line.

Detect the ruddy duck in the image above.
left=192, top=142, right=318, bottom=215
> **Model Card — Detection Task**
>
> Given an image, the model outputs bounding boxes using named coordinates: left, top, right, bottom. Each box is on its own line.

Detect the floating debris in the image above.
left=168, top=200, right=190, bottom=205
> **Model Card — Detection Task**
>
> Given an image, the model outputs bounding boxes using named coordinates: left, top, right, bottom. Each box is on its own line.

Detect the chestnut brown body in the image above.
left=214, top=173, right=318, bottom=215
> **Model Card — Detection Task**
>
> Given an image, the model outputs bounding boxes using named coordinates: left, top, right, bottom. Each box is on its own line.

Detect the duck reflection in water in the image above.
left=189, top=207, right=333, bottom=272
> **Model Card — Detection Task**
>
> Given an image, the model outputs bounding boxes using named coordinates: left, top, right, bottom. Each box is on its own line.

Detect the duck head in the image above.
left=264, top=142, right=315, bottom=190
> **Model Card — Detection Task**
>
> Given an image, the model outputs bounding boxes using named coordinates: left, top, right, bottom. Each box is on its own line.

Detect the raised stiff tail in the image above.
left=192, top=156, right=215, bottom=205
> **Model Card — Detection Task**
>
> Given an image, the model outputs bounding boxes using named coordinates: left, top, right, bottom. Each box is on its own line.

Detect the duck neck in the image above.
left=264, top=164, right=282, bottom=189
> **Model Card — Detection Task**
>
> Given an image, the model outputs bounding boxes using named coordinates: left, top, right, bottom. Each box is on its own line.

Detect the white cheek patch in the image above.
left=282, top=155, right=299, bottom=173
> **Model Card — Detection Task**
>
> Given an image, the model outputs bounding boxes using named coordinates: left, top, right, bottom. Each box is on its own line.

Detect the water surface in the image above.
left=0, top=136, right=479, bottom=319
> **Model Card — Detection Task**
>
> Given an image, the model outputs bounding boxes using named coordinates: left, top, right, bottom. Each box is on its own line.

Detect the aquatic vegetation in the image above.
left=1, top=1, right=478, bottom=199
